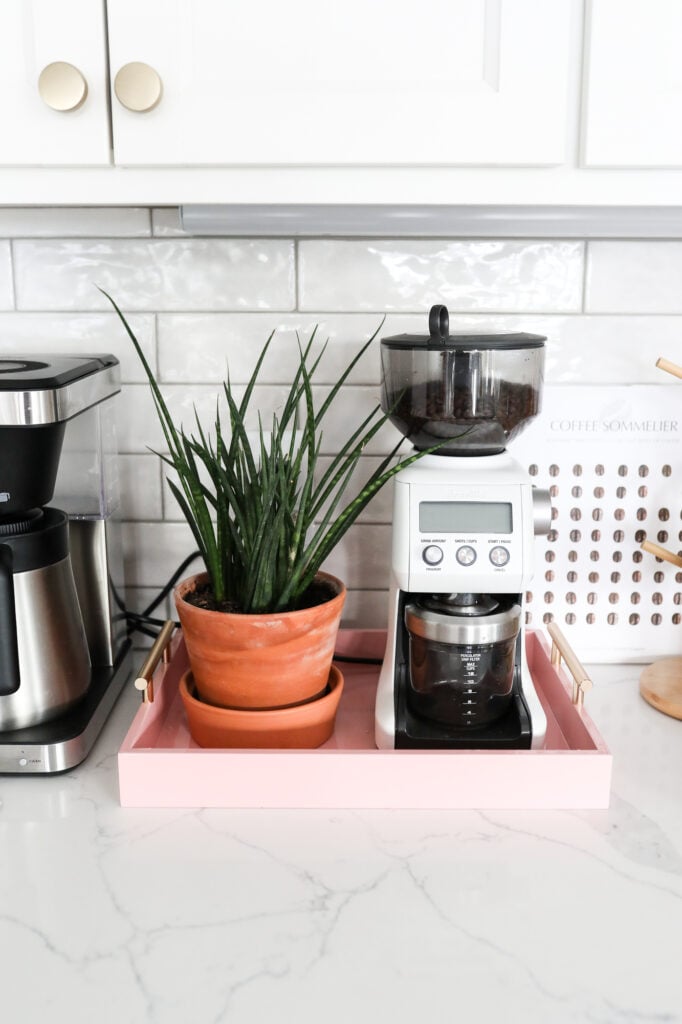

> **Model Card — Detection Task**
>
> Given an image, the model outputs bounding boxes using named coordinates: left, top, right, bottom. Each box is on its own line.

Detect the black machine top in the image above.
left=0, top=355, right=118, bottom=390
left=381, top=304, right=545, bottom=351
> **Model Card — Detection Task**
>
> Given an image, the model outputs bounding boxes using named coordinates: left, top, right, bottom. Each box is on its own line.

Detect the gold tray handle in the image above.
left=133, top=621, right=176, bottom=704
left=546, top=621, right=593, bottom=708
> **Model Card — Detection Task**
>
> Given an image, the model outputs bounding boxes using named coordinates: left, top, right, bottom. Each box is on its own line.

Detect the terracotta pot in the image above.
left=179, top=665, right=344, bottom=749
left=174, top=570, right=346, bottom=710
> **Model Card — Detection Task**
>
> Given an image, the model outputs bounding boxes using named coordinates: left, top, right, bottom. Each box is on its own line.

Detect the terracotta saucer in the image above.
left=179, top=665, right=344, bottom=749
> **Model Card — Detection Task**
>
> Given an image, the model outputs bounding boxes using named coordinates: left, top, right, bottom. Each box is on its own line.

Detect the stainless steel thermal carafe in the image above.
left=0, top=508, right=90, bottom=731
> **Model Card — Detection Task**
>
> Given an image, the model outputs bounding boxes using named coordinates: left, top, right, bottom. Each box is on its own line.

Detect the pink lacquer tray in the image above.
left=118, top=628, right=612, bottom=809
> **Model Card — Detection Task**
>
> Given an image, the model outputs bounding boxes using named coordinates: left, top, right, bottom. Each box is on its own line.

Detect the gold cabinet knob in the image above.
left=38, top=61, right=88, bottom=112
left=114, top=62, right=163, bottom=113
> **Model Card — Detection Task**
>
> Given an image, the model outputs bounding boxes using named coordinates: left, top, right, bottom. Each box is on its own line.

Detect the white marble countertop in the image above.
left=2, top=662, right=682, bottom=1024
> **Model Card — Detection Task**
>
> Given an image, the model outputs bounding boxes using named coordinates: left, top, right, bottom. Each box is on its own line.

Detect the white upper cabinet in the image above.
left=583, top=0, right=682, bottom=168
left=4, top=0, right=682, bottom=203
left=107, top=0, right=574, bottom=167
left=0, top=0, right=110, bottom=166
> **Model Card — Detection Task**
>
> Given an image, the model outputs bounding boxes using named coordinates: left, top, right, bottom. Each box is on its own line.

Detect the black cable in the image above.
left=333, top=653, right=383, bottom=665
left=134, top=622, right=163, bottom=640
left=125, top=609, right=179, bottom=630
left=140, top=550, right=202, bottom=618
left=112, top=549, right=201, bottom=640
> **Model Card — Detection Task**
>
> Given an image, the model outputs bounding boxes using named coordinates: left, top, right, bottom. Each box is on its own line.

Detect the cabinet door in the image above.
left=583, top=0, right=682, bottom=167
left=0, top=0, right=110, bottom=166
left=108, top=0, right=574, bottom=167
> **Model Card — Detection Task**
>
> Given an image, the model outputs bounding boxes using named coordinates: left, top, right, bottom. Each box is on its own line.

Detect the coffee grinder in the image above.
left=0, top=355, right=132, bottom=772
left=375, top=306, right=551, bottom=750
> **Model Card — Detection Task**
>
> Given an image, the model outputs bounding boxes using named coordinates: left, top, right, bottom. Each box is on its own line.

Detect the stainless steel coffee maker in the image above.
left=0, top=356, right=132, bottom=772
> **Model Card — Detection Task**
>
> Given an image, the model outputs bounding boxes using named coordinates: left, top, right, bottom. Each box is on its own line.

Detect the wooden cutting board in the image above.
left=639, top=659, right=682, bottom=720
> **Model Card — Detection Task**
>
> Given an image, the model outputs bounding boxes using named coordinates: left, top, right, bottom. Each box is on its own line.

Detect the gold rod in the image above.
left=546, top=621, right=593, bottom=707
left=133, top=620, right=176, bottom=703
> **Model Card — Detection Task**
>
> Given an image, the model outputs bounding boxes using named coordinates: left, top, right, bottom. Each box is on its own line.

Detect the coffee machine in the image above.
left=375, top=306, right=551, bottom=750
left=0, top=355, right=132, bottom=772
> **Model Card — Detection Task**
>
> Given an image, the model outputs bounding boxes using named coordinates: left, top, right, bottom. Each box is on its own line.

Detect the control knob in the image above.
left=422, top=545, right=443, bottom=566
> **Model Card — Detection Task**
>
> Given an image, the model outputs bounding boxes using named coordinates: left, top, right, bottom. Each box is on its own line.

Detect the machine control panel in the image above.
left=402, top=477, right=534, bottom=593
left=421, top=539, right=516, bottom=571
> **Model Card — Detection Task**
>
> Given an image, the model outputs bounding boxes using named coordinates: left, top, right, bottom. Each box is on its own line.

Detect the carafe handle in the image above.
left=0, top=545, right=20, bottom=695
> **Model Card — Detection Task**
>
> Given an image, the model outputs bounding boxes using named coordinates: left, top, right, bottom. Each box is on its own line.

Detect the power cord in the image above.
left=333, top=653, right=383, bottom=666
left=113, top=550, right=201, bottom=640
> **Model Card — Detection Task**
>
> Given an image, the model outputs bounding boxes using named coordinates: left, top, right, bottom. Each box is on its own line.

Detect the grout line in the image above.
left=293, top=238, right=300, bottom=311
left=4, top=230, right=682, bottom=243
left=5, top=308, right=682, bottom=319
left=153, top=310, right=160, bottom=374
left=7, top=239, right=17, bottom=310
left=581, top=240, right=590, bottom=313
left=3, top=306, right=655, bottom=316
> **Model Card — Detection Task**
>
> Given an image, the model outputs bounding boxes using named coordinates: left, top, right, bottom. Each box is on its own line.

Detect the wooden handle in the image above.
left=641, top=538, right=682, bottom=568
left=656, top=357, right=682, bottom=381
left=640, top=657, right=682, bottom=720
left=133, top=620, right=176, bottom=703
left=546, top=621, right=593, bottom=707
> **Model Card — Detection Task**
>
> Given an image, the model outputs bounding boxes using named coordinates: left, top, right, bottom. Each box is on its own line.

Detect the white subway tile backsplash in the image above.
left=322, top=524, right=391, bottom=590
left=299, top=240, right=584, bottom=313
left=122, top=521, right=197, bottom=587
left=132, top=382, right=397, bottom=457
left=314, top=456, right=396, bottom=525
left=118, top=454, right=164, bottom=521
left=124, top=587, right=176, bottom=651
left=0, top=242, right=12, bottom=309
left=123, top=518, right=391, bottom=627
left=0, top=312, right=155, bottom=382
left=0, top=207, right=151, bottom=238
left=544, top=315, right=682, bottom=383
left=312, top=385, right=399, bottom=455
left=151, top=208, right=185, bottom=236
left=161, top=455, right=396, bottom=524
left=586, top=242, right=682, bottom=313
left=4, top=206, right=682, bottom=613
left=117, top=384, right=166, bottom=454
left=13, top=239, right=295, bottom=312
left=157, top=312, right=387, bottom=384
left=342, top=589, right=389, bottom=629
left=158, top=312, right=579, bottom=385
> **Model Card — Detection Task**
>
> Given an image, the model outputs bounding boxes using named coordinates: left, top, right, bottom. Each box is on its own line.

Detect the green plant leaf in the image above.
left=102, top=291, right=439, bottom=615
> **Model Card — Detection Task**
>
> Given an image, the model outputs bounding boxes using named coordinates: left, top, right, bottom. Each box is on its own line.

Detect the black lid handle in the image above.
left=429, top=304, right=449, bottom=340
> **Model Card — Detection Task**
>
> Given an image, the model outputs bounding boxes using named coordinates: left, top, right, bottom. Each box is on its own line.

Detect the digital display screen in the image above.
left=419, top=501, right=513, bottom=534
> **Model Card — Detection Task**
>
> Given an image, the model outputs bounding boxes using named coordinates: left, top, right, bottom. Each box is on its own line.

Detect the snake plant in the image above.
left=104, top=290, right=430, bottom=613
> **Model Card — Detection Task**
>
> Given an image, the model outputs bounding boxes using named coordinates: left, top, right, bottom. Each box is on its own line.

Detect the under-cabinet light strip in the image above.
left=180, top=204, right=682, bottom=239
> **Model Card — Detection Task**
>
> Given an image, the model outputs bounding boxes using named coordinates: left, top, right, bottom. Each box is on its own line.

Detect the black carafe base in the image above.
left=392, top=595, right=532, bottom=749
left=395, top=661, right=532, bottom=749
